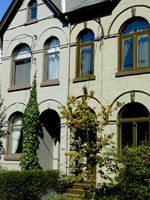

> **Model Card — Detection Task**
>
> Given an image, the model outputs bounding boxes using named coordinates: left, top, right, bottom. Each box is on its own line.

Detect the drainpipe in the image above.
left=65, top=18, right=71, bottom=174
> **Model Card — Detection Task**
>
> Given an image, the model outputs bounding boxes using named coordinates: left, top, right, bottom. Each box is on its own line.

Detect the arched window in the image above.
left=43, top=38, right=60, bottom=83
left=76, top=29, right=94, bottom=78
left=11, top=44, right=31, bottom=88
left=118, top=103, right=150, bottom=150
left=28, top=0, right=37, bottom=21
left=5, top=112, right=23, bottom=160
left=119, top=18, right=149, bottom=72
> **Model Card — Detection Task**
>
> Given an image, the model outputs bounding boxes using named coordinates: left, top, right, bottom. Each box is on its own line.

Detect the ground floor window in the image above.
left=118, top=102, right=150, bottom=149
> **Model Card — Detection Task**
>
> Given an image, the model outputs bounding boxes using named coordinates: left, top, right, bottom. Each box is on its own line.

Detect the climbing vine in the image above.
left=20, top=74, right=41, bottom=170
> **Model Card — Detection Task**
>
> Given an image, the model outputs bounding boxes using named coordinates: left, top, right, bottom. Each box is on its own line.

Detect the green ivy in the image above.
left=20, top=74, right=41, bottom=170
left=0, top=94, right=6, bottom=157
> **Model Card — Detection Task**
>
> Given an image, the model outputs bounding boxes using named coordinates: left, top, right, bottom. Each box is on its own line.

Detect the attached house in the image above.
left=0, top=0, right=150, bottom=183
left=68, top=0, right=150, bottom=183
left=0, top=0, right=69, bottom=171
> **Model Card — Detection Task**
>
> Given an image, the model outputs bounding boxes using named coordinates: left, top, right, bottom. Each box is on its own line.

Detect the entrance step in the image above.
left=66, top=179, right=96, bottom=198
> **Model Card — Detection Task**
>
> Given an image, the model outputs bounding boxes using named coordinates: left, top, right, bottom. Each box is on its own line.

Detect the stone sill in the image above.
left=40, top=79, right=60, bottom=87
left=116, top=68, right=150, bottom=77
left=8, top=84, right=31, bottom=92
left=24, top=19, right=38, bottom=26
left=4, top=154, right=21, bottom=161
left=73, top=75, right=96, bottom=83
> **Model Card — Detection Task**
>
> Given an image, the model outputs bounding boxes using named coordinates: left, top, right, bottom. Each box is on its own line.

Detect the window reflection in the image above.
left=78, top=30, right=94, bottom=77
left=120, top=18, right=149, bottom=71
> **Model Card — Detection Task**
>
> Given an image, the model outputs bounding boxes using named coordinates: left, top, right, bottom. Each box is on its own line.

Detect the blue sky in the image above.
left=0, top=0, right=13, bottom=20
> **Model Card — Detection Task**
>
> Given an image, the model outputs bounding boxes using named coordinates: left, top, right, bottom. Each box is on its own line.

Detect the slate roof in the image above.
left=50, top=0, right=62, bottom=12
left=0, top=0, right=115, bottom=35
left=65, top=0, right=109, bottom=13
left=50, top=0, right=110, bottom=13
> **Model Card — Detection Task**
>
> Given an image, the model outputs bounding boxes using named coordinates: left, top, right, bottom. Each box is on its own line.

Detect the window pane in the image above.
left=81, top=31, right=94, bottom=43
left=11, top=126, right=22, bottom=153
left=15, top=46, right=31, bottom=60
left=31, top=7, right=37, bottom=20
left=123, top=36, right=133, bottom=69
left=123, top=19, right=149, bottom=34
left=31, top=2, right=37, bottom=7
left=12, top=115, right=22, bottom=125
left=47, top=54, right=59, bottom=80
left=80, top=44, right=93, bottom=76
left=138, top=34, right=149, bottom=68
left=121, top=102, right=149, bottom=118
left=11, top=114, right=23, bottom=154
left=137, top=121, right=149, bottom=145
left=15, top=59, right=31, bottom=85
left=47, top=39, right=60, bottom=53
left=121, top=122, right=133, bottom=148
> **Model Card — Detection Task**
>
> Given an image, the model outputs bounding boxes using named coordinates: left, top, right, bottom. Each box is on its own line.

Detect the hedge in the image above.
left=0, top=170, right=63, bottom=200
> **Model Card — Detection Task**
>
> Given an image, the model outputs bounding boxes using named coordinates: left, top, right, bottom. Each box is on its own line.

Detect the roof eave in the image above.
left=46, top=0, right=62, bottom=15
left=0, top=0, right=23, bottom=36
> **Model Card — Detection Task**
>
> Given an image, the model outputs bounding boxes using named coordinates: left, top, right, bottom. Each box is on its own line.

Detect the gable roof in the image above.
left=0, top=0, right=23, bottom=35
left=0, top=0, right=119, bottom=36
left=0, top=0, right=61, bottom=36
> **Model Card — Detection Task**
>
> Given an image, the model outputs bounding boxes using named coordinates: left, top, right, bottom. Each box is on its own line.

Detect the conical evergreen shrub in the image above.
left=20, top=74, right=41, bottom=170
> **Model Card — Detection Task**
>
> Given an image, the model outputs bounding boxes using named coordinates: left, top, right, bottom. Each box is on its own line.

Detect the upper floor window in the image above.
left=118, top=103, right=150, bottom=150
left=43, top=38, right=60, bottom=83
left=11, top=44, right=31, bottom=88
left=119, top=18, right=149, bottom=72
left=28, top=0, right=37, bottom=21
left=76, top=29, right=94, bottom=78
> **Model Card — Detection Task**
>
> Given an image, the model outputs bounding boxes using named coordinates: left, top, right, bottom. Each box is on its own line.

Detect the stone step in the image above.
left=67, top=188, right=90, bottom=195
left=73, top=183, right=91, bottom=189
left=66, top=193, right=80, bottom=198
left=66, top=180, right=96, bottom=198
left=74, top=179, right=96, bottom=186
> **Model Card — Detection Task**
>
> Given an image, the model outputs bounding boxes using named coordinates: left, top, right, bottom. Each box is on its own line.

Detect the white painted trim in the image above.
left=61, top=0, right=66, bottom=13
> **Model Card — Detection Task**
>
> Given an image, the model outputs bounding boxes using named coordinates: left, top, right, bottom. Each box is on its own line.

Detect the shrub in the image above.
left=94, top=183, right=118, bottom=200
left=0, top=170, right=66, bottom=200
left=115, top=145, right=150, bottom=200
left=56, top=173, right=73, bottom=194
left=41, top=190, right=60, bottom=200
left=94, top=145, right=150, bottom=200
left=41, top=190, right=80, bottom=200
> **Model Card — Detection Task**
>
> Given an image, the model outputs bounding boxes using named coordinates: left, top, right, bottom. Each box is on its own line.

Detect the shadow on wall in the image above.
left=37, top=109, right=60, bottom=169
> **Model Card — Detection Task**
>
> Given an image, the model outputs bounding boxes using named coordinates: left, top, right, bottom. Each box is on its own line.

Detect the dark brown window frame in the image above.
left=76, top=30, right=95, bottom=79
left=4, top=112, right=23, bottom=161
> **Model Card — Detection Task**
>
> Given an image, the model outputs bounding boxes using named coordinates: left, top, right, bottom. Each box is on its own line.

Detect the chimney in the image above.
left=61, top=0, right=66, bottom=13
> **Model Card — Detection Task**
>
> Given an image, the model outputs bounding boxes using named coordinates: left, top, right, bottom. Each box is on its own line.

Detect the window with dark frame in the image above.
left=76, top=29, right=94, bottom=78
left=44, top=38, right=60, bottom=82
left=118, top=102, right=150, bottom=150
left=5, top=112, right=23, bottom=160
left=11, top=45, right=31, bottom=88
left=28, top=0, right=37, bottom=21
left=119, top=18, right=150, bottom=72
